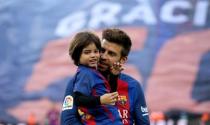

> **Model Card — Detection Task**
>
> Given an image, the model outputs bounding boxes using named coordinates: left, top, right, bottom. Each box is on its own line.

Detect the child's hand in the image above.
left=100, top=92, right=118, bottom=105
left=110, top=62, right=125, bottom=75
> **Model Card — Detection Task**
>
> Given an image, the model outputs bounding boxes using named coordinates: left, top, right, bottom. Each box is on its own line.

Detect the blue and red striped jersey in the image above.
left=61, top=65, right=150, bottom=125
left=116, top=73, right=150, bottom=125
left=62, top=65, right=122, bottom=125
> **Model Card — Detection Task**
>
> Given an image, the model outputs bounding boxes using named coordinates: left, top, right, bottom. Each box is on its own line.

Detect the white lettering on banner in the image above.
left=55, top=0, right=209, bottom=37
left=194, top=1, right=209, bottom=26
left=88, top=2, right=121, bottom=28
left=55, top=11, right=86, bottom=36
left=118, top=109, right=129, bottom=124
left=161, top=1, right=192, bottom=23
left=122, top=1, right=157, bottom=25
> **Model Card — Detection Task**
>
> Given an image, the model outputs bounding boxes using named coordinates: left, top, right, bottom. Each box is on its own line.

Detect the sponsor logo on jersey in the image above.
left=62, top=95, right=73, bottom=110
left=141, top=106, right=149, bottom=116
left=118, top=109, right=129, bottom=124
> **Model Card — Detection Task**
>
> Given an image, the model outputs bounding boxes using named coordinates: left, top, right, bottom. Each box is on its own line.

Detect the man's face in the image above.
left=98, top=39, right=125, bottom=72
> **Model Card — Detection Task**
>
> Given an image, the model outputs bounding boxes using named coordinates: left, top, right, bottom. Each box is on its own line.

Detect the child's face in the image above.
left=79, top=43, right=100, bottom=68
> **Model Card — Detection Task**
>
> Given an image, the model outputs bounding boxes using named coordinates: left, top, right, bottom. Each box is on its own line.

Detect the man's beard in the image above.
left=98, top=65, right=110, bottom=79
left=98, top=59, right=111, bottom=74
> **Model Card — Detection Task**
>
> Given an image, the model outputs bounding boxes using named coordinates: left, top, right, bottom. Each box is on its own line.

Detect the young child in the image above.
left=68, top=31, right=122, bottom=124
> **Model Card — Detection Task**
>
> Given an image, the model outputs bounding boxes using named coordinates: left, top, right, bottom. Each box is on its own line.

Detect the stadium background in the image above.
left=0, top=0, right=210, bottom=124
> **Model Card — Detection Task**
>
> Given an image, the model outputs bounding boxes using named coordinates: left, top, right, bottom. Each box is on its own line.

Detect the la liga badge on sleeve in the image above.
left=62, top=95, right=73, bottom=111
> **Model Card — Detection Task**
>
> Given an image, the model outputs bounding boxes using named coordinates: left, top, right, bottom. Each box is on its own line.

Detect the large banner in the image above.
left=0, top=0, right=210, bottom=123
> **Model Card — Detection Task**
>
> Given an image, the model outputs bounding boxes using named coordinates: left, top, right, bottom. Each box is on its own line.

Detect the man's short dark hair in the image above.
left=69, top=31, right=101, bottom=65
left=102, top=28, right=132, bottom=57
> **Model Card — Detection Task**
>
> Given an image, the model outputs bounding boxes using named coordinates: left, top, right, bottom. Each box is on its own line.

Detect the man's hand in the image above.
left=100, top=92, right=118, bottom=105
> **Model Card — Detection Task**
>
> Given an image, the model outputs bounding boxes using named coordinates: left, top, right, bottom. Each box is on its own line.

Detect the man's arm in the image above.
left=134, top=83, right=150, bottom=125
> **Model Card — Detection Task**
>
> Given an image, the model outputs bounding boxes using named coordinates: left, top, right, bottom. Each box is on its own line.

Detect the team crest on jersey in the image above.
left=118, top=95, right=127, bottom=105
left=62, top=95, right=73, bottom=111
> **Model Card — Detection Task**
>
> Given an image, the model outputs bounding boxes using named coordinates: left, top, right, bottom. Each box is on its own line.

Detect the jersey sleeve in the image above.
left=134, top=82, right=150, bottom=125
left=73, top=70, right=93, bottom=96
left=60, top=79, right=82, bottom=125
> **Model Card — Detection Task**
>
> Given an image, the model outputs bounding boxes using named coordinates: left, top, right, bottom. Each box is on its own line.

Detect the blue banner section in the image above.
left=0, top=0, right=210, bottom=123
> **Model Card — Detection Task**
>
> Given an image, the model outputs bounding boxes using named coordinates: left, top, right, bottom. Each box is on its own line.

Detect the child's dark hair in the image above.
left=102, top=28, right=132, bottom=57
left=69, top=31, right=101, bottom=65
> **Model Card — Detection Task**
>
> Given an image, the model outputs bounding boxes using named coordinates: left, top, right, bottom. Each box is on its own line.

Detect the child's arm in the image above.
left=74, top=91, right=100, bottom=108
left=61, top=80, right=83, bottom=125
left=74, top=91, right=118, bottom=107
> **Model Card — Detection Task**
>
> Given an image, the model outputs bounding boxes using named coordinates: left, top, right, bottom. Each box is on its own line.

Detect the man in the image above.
left=98, top=28, right=150, bottom=125
left=61, top=28, right=150, bottom=125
